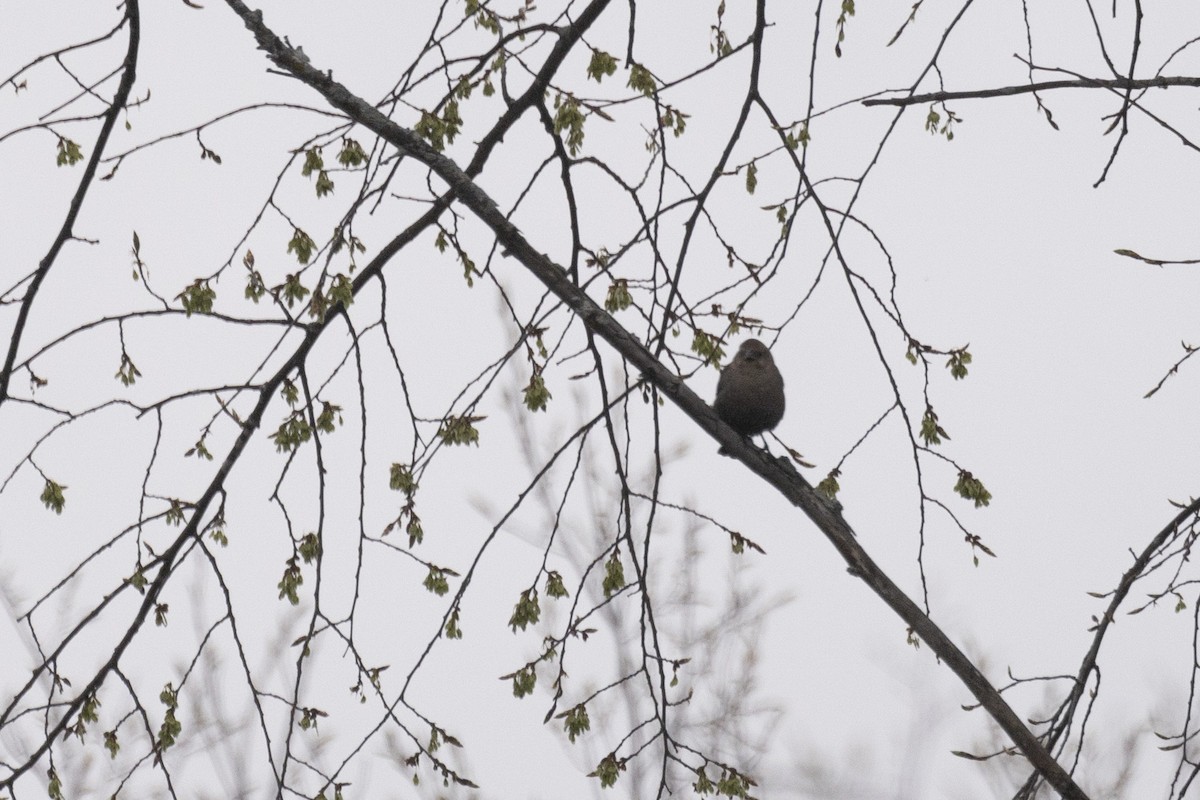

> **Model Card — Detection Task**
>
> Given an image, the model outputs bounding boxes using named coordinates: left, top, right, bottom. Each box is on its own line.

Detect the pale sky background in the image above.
left=3, top=2, right=1200, bottom=799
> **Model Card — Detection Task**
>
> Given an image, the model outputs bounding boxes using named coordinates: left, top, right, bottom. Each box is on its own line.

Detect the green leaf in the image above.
left=602, top=550, right=625, bottom=597
left=605, top=279, right=632, bottom=312
left=337, top=137, right=367, bottom=167
left=176, top=279, right=216, bottom=316
left=590, top=753, right=622, bottom=788
left=953, top=470, right=992, bottom=508
left=553, top=94, right=586, bottom=155
left=523, top=372, right=552, bottom=412
left=315, top=170, right=335, bottom=197
left=545, top=571, right=569, bottom=599
left=287, top=229, right=316, bottom=265
left=301, top=148, right=324, bottom=177
left=55, top=137, right=84, bottom=166
left=511, top=665, right=536, bottom=698
left=586, top=49, right=618, bottom=82
left=104, top=729, right=120, bottom=758
left=269, top=412, right=312, bottom=452
left=40, top=479, right=66, bottom=514
left=244, top=269, right=266, bottom=303
left=277, top=557, right=304, bottom=604
left=299, top=532, right=321, bottom=563
left=316, top=401, right=343, bottom=433
left=406, top=514, right=423, bottom=547
left=423, top=566, right=450, bottom=596
left=563, top=704, right=590, bottom=742
left=627, top=63, right=656, bottom=96
left=508, top=588, right=541, bottom=631
left=691, top=330, right=725, bottom=367
left=919, top=407, right=949, bottom=446
left=327, top=274, right=354, bottom=310
left=438, top=415, right=482, bottom=446
left=115, top=354, right=142, bottom=386
left=816, top=473, right=840, bottom=499
left=390, top=463, right=417, bottom=494
left=946, top=348, right=972, bottom=380
left=445, top=607, right=464, bottom=639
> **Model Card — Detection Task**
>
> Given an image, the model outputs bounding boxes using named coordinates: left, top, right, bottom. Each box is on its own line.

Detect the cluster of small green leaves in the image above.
left=816, top=469, right=841, bottom=500
left=287, top=228, right=317, bottom=265
left=414, top=100, right=463, bottom=152
left=466, top=0, right=500, bottom=33
left=946, top=348, right=972, bottom=379
left=605, top=278, right=633, bottom=312
left=157, top=683, right=182, bottom=752
left=659, top=106, right=689, bottom=138
left=299, top=532, right=321, bottom=563
left=206, top=513, right=228, bottom=546
left=692, top=330, right=726, bottom=367
left=423, top=566, right=453, bottom=596
left=590, top=753, right=626, bottom=788
left=176, top=279, right=215, bottom=316
left=64, top=691, right=100, bottom=743
left=185, top=437, right=213, bottom=461
left=510, top=665, right=536, bottom=698
left=438, top=415, right=482, bottom=446
left=920, top=407, right=949, bottom=446
left=348, top=664, right=389, bottom=705
left=587, top=49, right=617, bottom=83
left=165, top=498, right=188, bottom=526
left=56, top=136, right=83, bottom=166
left=433, top=228, right=480, bottom=286
left=545, top=570, right=568, bottom=599
left=694, top=765, right=757, bottom=798
left=954, top=470, right=992, bottom=508
left=553, top=93, right=586, bottom=156
left=445, top=607, right=463, bottom=639
left=270, top=411, right=313, bottom=452
left=277, top=556, right=304, bottom=604
left=104, top=728, right=120, bottom=758
left=925, top=104, right=962, bottom=141
left=390, top=462, right=417, bottom=495
left=115, top=353, right=142, bottom=386
left=313, top=785, right=346, bottom=800
left=128, top=565, right=147, bottom=592
left=711, top=1, right=733, bottom=57
left=745, top=161, right=758, bottom=194
left=299, top=706, right=328, bottom=732
left=40, top=478, right=66, bottom=514
left=560, top=703, right=590, bottom=743
left=388, top=463, right=424, bottom=546
left=628, top=63, right=656, bottom=96
left=835, top=0, right=855, bottom=57
left=602, top=549, right=625, bottom=597
left=301, top=148, right=335, bottom=197
left=315, top=401, right=343, bottom=433
left=785, top=122, right=810, bottom=151
left=523, top=370, right=552, bottom=412
left=338, top=137, right=367, bottom=167
left=428, top=724, right=463, bottom=753
left=508, top=588, right=541, bottom=631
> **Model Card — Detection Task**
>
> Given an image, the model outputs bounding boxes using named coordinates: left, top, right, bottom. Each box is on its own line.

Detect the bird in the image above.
left=713, top=338, right=785, bottom=454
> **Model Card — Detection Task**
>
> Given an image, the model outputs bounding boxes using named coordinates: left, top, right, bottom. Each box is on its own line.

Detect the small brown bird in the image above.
left=714, top=338, right=785, bottom=453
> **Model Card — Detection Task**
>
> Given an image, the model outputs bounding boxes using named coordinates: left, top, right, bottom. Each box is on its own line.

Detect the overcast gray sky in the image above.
left=3, top=2, right=1200, bottom=799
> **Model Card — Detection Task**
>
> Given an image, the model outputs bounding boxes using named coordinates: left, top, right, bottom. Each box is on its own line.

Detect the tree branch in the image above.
left=862, top=74, right=1200, bottom=107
